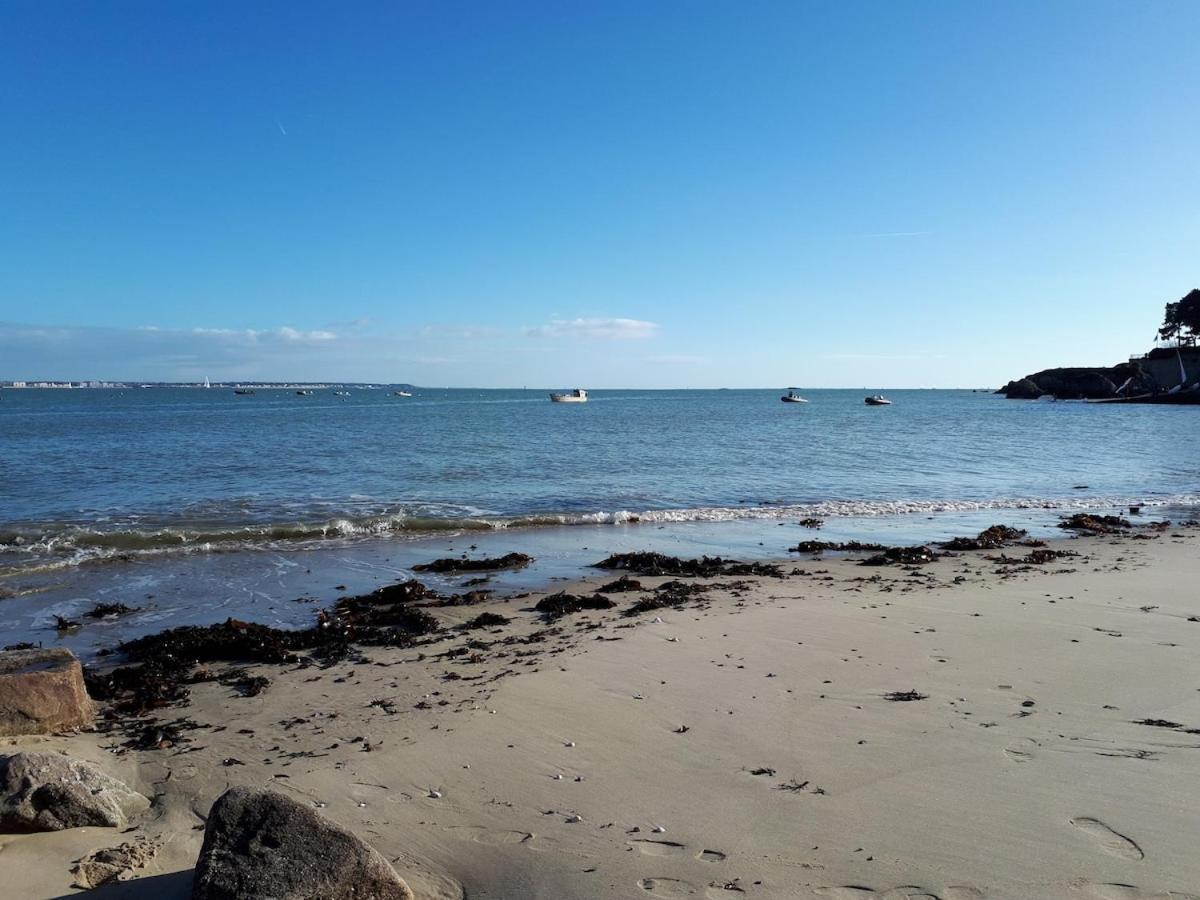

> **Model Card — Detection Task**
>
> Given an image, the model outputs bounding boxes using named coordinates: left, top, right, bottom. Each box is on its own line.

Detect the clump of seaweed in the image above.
left=534, top=592, right=615, bottom=621
left=884, top=690, right=929, bottom=702
left=861, top=546, right=941, bottom=567
left=594, top=552, right=782, bottom=578
left=412, top=553, right=533, bottom=574
left=940, top=525, right=1026, bottom=551
left=1058, top=514, right=1131, bottom=534
left=459, top=612, right=510, bottom=630
left=596, top=576, right=645, bottom=593
left=789, top=540, right=887, bottom=554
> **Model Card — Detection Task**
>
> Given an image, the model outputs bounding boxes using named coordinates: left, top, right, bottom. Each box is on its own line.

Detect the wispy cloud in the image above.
left=0, top=322, right=342, bottom=380
left=819, top=351, right=945, bottom=361
left=526, top=317, right=659, bottom=340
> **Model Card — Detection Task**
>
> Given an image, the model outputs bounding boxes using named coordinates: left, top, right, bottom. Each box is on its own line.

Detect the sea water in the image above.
left=1, top=387, right=1196, bottom=653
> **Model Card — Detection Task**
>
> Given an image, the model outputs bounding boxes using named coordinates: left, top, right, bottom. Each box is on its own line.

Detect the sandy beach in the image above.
left=4, top=525, right=1200, bottom=900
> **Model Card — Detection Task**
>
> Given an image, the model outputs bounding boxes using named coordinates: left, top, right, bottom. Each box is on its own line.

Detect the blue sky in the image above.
left=2, top=1, right=1197, bottom=386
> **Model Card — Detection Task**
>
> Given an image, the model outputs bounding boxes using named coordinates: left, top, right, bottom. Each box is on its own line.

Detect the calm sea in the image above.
left=1, top=387, right=1197, bottom=652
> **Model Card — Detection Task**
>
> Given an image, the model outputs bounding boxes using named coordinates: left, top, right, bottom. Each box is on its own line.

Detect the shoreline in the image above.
left=2, top=502, right=1194, bottom=661
left=4, top=522, right=1200, bottom=897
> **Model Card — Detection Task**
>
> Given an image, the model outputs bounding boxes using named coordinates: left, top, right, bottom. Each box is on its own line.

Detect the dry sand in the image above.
left=4, top=528, right=1200, bottom=899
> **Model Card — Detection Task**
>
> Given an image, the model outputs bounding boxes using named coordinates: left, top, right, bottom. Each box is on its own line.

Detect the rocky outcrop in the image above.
left=997, top=363, right=1152, bottom=400
left=0, top=648, right=96, bottom=736
left=192, top=786, right=414, bottom=900
left=0, top=751, right=149, bottom=832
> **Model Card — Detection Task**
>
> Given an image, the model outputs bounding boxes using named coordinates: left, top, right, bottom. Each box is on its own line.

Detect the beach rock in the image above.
left=0, top=647, right=96, bottom=736
left=192, top=786, right=414, bottom=900
left=0, top=751, right=149, bottom=832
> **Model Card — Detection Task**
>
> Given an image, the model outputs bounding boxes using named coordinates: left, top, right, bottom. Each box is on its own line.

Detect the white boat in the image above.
left=781, top=390, right=808, bottom=404
left=550, top=388, right=588, bottom=403
left=393, top=390, right=413, bottom=397
left=203, top=376, right=211, bottom=389
left=295, top=389, right=313, bottom=395
left=864, top=395, right=891, bottom=406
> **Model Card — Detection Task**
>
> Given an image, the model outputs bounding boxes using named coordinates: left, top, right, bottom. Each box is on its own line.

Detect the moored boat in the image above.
left=233, top=388, right=255, bottom=395
left=781, top=390, right=808, bottom=403
left=865, top=395, right=891, bottom=406
left=550, top=388, right=588, bottom=403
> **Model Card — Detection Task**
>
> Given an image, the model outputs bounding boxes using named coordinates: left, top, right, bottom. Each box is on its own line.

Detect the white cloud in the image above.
left=527, top=317, right=659, bottom=340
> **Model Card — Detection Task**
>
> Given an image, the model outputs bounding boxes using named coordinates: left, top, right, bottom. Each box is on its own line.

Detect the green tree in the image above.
left=1158, top=289, right=1200, bottom=345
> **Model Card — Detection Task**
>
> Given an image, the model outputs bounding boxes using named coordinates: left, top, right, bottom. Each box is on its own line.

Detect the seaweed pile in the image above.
left=789, top=540, right=887, bottom=554
left=596, top=576, right=645, bottom=593
left=622, top=580, right=731, bottom=617
left=860, top=546, right=942, bottom=567
left=412, top=552, right=533, bottom=574
left=1057, top=514, right=1131, bottom=534
left=594, top=552, right=783, bottom=578
left=989, top=548, right=1077, bottom=566
left=939, top=525, right=1027, bottom=551
left=85, top=580, right=446, bottom=720
left=534, top=592, right=615, bottom=621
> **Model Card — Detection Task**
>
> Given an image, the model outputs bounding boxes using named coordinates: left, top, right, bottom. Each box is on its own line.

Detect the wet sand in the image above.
left=4, top=528, right=1200, bottom=899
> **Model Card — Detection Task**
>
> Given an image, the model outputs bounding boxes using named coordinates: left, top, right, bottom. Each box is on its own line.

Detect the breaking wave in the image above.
left=2, top=492, right=1198, bottom=577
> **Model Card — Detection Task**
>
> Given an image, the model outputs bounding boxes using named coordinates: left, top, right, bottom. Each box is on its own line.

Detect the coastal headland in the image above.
left=3, top=519, right=1199, bottom=899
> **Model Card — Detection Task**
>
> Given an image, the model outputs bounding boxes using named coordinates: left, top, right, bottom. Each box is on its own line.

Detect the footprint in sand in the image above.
left=698, top=849, right=727, bottom=862
left=1003, top=737, right=1040, bottom=762
left=1070, top=817, right=1145, bottom=861
left=632, top=839, right=688, bottom=857
left=1082, top=883, right=1199, bottom=900
left=639, top=876, right=700, bottom=895
left=444, top=825, right=536, bottom=847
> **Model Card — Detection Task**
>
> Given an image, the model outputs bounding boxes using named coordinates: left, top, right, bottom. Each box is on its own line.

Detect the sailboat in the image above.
left=203, top=376, right=211, bottom=389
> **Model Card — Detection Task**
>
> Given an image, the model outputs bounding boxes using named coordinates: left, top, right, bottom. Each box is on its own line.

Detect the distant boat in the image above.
left=295, top=389, right=313, bottom=396
left=334, top=390, right=350, bottom=396
left=781, top=390, right=808, bottom=404
left=393, top=390, right=412, bottom=397
left=203, top=376, right=211, bottom=389
left=233, top=388, right=255, bottom=395
left=865, top=395, right=892, bottom=406
left=550, top=388, right=588, bottom=403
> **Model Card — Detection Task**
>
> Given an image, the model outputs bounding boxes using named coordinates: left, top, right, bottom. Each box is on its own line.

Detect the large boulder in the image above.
left=0, top=647, right=95, bottom=736
left=192, top=786, right=414, bottom=900
left=0, top=751, right=149, bottom=832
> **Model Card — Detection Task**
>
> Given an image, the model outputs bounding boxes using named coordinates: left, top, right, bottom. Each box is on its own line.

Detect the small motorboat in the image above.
left=550, top=388, right=588, bottom=403
left=781, top=390, right=808, bottom=403
left=295, top=389, right=313, bottom=396
left=233, top=388, right=255, bottom=395
left=393, top=390, right=413, bottom=397
left=865, top=395, right=891, bottom=406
